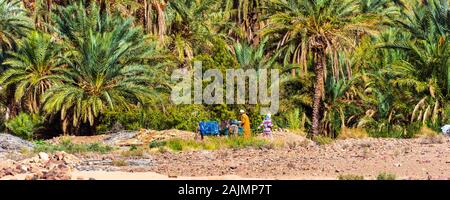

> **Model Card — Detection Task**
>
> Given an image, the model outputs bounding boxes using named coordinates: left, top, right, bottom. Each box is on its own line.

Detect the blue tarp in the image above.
left=199, top=121, right=220, bottom=135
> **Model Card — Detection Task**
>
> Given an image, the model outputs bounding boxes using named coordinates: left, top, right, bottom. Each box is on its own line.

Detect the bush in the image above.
left=338, top=128, right=368, bottom=139
left=150, top=137, right=271, bottom=152
left=5, top=112, right=43, bottom=140
left=286, top=108, right=301, bottom=130
left=149, top=140, right=167, bottom=148
left=338, top=174, right=364, bottom=180
left=34, top=139, right=114, bottom=154
left=376, top=172, right=396, bottom=180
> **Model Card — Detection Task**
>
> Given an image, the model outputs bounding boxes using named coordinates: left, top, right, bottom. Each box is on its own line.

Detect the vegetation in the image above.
left=5, top=112, right=42, bottom=140
left=376, top=172, right=397, bottom=180
left=338, top=174, right=365, bottom=180
left=0, top=0, right=449, bottom=139
left=150, top=137, right=273, bottom=152
left=34, top=139, right=114, bottom=154
left=313, top=135, right=334, bottom=145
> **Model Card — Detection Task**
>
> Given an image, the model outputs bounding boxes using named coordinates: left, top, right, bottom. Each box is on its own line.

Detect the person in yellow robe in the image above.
left=239, top=109, right=251, bottom=138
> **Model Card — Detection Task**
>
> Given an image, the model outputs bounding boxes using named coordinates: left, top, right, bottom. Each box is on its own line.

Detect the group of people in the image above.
left=232, top=109, right=273, bottom=139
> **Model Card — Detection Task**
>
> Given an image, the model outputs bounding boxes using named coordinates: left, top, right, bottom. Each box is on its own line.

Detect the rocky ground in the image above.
left=0, top=131, right=449, bottom=180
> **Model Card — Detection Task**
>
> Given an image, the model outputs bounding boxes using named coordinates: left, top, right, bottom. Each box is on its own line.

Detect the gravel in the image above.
left=102, top=131, right=139, bottom=145
left=0, top=133, right=35, bottom=152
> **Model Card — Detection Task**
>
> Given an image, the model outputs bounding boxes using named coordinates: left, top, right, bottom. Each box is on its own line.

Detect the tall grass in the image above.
left=34, top=139, right=114, bottom=154
left=150, top=137, right=273, bottom=152
left=286, top=109, right=300, bottom=129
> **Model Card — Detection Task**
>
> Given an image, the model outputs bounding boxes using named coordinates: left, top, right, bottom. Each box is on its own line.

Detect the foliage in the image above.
left=338, top=174, right=365, bottom=180
left=150, top=137, right=272, bottom=152
left=376, top=172, right=396, bottom=180
left=1, top=0, right=450, bottom=139
left=34, top=139, right=114, bottom=154
left=41, top=3, right=165, bottom=134
left=5, top=112, right=43, bottom=140
left=0, top=31, right=63, bottom=113
left=0, top=0, right=32, bottom=55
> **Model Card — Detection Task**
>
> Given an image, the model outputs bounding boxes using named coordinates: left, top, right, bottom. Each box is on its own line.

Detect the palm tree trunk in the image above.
left=311, top=50, right=325, bottom=137
left=144, top=0, right=149, bottom=33
left=152, top=1, right=166, bottom=41
left=45, top=0, right=53, bottom=32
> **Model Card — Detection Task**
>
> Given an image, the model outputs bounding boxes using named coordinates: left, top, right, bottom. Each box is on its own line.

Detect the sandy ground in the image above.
left=71, top=135, right=450, bottom=180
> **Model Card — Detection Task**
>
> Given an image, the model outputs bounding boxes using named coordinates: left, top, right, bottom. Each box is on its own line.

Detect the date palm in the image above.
left=261, top=0, right=380, bottom=136
left=42, top=3, right=163, bottom=135
left=167, top=0, right=227, bottom=65
left=0, top=0, right=32, bottom=54
left=0, top=31, right=63, bottom=114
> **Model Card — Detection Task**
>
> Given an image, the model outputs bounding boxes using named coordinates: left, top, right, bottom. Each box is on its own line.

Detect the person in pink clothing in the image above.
left=259, top=113, right=273, bottom=139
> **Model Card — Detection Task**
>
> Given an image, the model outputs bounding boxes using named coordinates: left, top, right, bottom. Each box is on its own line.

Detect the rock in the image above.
left=0, top=133, right=35, bottom=152
left=103, top=131, right=140, bottom=145
left=25, top=175, right=35, bottom=180
left=38, top=152, right=50, bottom=161
left=127, top=159, right=152, bottom=166
left=229, top=163, right=238, bottom=170
left=17, top=165, right=28, bottom=173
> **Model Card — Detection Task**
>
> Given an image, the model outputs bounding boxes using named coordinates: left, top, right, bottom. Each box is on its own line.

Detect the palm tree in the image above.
left=391, top=0, right=450, bottom=97
left=233, top=37, right=273, bottom=69
left=232, top=0, right=266, bottom=44
left=0, top=31, right=63, bottom=114
left=0, top=0, right=32, bottom=54
left=261, top=0, right=380, bottom=136
left=376, top=0, right=450, bottom=128
left=167, top=0, right=227, bottom=66
left=42, top=3, right=163, bottom=135
left=0, top=0, right=33, bottom=120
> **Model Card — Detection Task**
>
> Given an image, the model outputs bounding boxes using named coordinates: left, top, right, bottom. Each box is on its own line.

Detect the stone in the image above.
left=17, top=165, right=28, bottom=173
left=0, top=133, right=35, bottom=152
left=38, top=152, right=50, bottom=161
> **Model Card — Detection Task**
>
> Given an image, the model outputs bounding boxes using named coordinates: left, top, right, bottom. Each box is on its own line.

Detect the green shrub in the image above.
left=149, top=140, right=167, bottom=148
left=338, top=174, right=364, bottom=180
left=286, top=108, right=301, bottom=130
left=152, top=137, right=271, bottom=152
left=34, top=139, right=114, bottom=154
left=5, top=113, right=43, bottom=140
left=377, top=172, right=396, bottom=180
left=166, top=139, right=184, bottom=151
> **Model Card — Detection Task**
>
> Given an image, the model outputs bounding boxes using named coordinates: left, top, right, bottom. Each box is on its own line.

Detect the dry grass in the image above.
left=287, top=129, right=307, bottom=136
left=313, top=135, right=334, bottom=145
left=415, top=126, right=439, bottom=137
left=338, top=127, right=368, bottom=139
left=112, top=159, right=128, bottom=166
left=419, top=135, right=446, bottom=144
left=120, top=148, right=145, bottom=158
left=416, top=127, right=446, bottom=144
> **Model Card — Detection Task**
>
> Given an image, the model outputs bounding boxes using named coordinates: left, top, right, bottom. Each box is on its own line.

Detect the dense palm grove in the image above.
left=0, top=0, right=449, bottom=139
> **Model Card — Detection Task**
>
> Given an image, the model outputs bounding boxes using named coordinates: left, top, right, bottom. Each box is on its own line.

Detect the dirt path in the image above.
left=73, top=136, right=450, bottom=180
